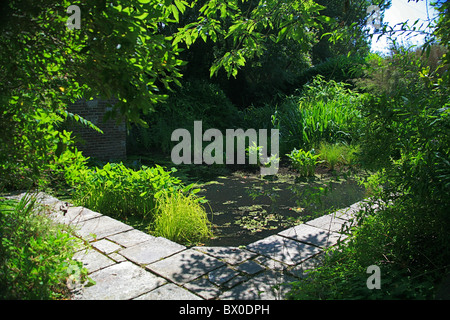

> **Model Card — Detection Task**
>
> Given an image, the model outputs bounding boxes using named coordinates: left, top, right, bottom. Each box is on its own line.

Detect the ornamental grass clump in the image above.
left=151, top=191, right=213, bottom=245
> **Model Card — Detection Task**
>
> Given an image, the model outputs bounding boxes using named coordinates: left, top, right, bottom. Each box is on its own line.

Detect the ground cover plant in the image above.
left=286, top=148, right=321, bottom=177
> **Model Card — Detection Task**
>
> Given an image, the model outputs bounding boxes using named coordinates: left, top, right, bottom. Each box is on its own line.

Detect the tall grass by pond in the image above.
left=318, top=142, right=360, bottom=170
left=244, top=76, right=364, bottom=155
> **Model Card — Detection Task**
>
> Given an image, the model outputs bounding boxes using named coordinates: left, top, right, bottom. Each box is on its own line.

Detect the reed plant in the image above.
left=272, top=76, right=363, bottom=154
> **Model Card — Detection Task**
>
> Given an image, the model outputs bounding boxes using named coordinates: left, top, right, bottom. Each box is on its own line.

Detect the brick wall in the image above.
left=68, top=98, right=126, bottom=162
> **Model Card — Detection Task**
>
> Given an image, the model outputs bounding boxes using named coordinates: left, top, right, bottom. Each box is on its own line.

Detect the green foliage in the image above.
left=70, top=163, right=194, bottom=221
left=285, top=76, right=363, bottom=152
left=217, top=34, right=314, bottom=107
left=298, top=54, right=366, bottom=86
left=245, top=142, right=264, bottom=168
left=245, top=76, right=363, bottom=154
left=0, top=0, right=338, bottom=190
left=286, top=148, right=321, bottom=177
left=128, top=79, right=240, bottom=154
left=0, top=0, right=191, bottom=190
left=177, top=0, right=327, bottom=79
left=0, top=107, right=68, bottom=190
left=288, top=13, right=450, bottom=298
left=312, top=0, right=391, bottom=63
left=318, top=142, right=359, bottom=170
left=245, top=141, right=280, bottom=169
left=151, top=191, right=213, bottom=245
left=0, top=195, right=90, bottom=299
left=49, top=148, right=90, bottom=188
left=288, top=198, right=448, bottom=300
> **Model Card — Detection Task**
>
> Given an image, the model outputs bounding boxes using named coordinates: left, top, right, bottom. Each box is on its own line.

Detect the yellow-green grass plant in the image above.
left=318, top=142, right=360, bottom=170
left=151, top=191, right=213, bottom=245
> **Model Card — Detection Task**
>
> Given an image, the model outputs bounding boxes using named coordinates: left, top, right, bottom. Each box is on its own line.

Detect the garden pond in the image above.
left=60, top=155, right=368, bottom=248
left=173, top=162, right=367, bottom=247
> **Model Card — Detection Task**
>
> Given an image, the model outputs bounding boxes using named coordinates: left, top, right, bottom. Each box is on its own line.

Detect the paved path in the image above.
left=9, top=192, right=369, bottom=300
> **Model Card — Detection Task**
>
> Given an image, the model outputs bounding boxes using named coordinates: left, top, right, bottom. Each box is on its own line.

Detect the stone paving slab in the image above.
left=74, top=215, right=134, bottom=241
left=75, top=261, right=167, bottom=300
left=107, top=229, right=157, bottom=248
left=246, top=235, right=322, bottom=266
left=208, top=266, right=240, bottom=286
left=146, top=249, right=226, bottom=284
left=134, top=283, right=203, bottom=300
left=193, top=246, right=257, bottom=265
left=182, top=277, right=222, bottom=300
left=92, top=239, right=123, bottom=255
left=73, top=248, right=116, bottom=273
left=119, top=237, right=186, bottom=265
left=218, top=270, right=296, bottom=300
left=278, top=223, right=345, bottom=248
left=305, top=214, right=349, bottom=233
left=235, top=260, right=265, bottom=275
left=50, top=206, right=102, bottom=225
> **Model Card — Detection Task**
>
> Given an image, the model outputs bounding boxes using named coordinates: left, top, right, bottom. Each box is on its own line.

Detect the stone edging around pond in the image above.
left=6, top=192, right=379, bottom=300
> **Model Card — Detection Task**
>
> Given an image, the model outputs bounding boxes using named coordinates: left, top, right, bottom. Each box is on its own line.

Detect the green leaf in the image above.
left=135, top=12, right=149, bottom=20
left=171, top=4, right=179, bottom=22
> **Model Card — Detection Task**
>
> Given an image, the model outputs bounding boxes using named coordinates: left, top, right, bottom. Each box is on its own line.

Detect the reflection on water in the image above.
left=199, top=173, right=366, bottom=247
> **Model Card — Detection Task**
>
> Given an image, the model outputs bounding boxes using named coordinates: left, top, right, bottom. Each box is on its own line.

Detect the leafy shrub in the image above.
left=288, top=198, right=448, bottom=300
left=151, top=191, right=213, bottom=245
left=69, top=162, right=212, bottom=244
left=298, top=54, right=366, bottom=86
left=0, top=109, right=68, bottom=191
left=70, top=163, right=194, bottom=221
left=286, top=148, right=321, bottom=177
left=0, top=102, right=101, bottom=192
left=0, top=194, right=90, bottom=299
left=287, top=76, right=363, bottom=150
left=288, top=42, right=450, bottom=300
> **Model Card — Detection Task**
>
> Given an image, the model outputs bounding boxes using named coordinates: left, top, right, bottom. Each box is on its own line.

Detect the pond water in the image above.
left=128, top=156, right=367, bottom=247
left=197, top=170, right=366, bottom=247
